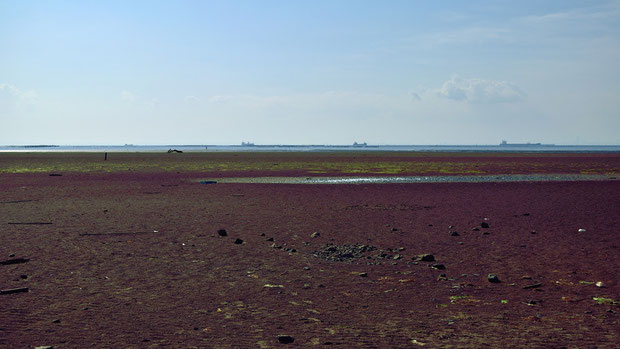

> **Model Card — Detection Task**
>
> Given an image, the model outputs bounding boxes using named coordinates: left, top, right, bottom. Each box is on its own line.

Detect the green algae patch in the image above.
left=593, top=297, right=619, bottom=305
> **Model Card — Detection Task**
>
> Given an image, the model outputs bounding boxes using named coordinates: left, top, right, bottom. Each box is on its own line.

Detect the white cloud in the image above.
left=0, top=83, right=39, bottom=107
left=436, top=76, right=525, bottom=103
left=184, top=95, right=198, bottom=103
left=120, top=90, right=136, bottom=102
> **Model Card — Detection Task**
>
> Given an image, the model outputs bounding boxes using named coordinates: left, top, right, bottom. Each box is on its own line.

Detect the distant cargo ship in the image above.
left=500, top=140, right=554, bottom=146
left=241, top=141, right=255, bottom=146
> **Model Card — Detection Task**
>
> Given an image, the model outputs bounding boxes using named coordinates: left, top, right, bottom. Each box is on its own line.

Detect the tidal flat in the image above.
left=1, top=152, right=619, bottom=347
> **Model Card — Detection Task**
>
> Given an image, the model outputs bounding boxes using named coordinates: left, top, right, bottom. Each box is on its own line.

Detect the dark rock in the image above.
left=20, top=274, right=28, bottom=279
left=358, top=272, right=368, bottom=277
left=437, top=273, right=447, bottom=281
left=49, top=173, right=62, bottom=176
left=277, top=335, right=295, bottom=344
left=487, top=274, right=501, bottom=283
left=393, top=254, right=402, bottom=260
left=217, top=229, right=228, bottom=237
left=450, top=231, right=460, bottom=236
left=523, top=213, right=530, bottom=216
left=266, top=237, right=274, bottom=241
left=472, top=227, right=480, bottom=231
left=310, top=232, right=320, bottom=238
left=481, top=222, right=490, bottom=228
left=482, top=231, right=490, bottom=235
left=52, top=319, right=61, bottom=323
left=303, top=266, right=310, bottom=270
left=390, top=228, right=398, bottom=232
left=530, top=231, right=537, bottom=234
left=431, top=264, right=446, bottom=270
left=8, top=253, right=15, bottom=257
left=260, top=233, right=265, bottom=236
left=413, top=254, right=435, bottom=262
left=234, top=238, right=243, bottom=244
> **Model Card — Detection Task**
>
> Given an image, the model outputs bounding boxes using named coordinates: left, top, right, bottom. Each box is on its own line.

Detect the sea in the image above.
left=1, top=144, right=620, bottom=153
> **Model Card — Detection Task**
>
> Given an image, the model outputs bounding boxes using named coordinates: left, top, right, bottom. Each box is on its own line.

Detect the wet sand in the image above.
left=1, top=152, right=619, bottom=347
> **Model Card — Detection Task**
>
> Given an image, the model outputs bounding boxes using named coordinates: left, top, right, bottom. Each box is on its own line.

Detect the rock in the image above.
left=0, top=287, right=29, bottom=295
left=437, top=273, right=447, bottom=281
left=487, top=274, right=501, bottom=283
left=481, top=222, right=490, bottom=228
left=260, top=233, right=265, bottom=236
left=310, top=232, right=320, bottom=238
left=217, top=229, right=228, bottom=237
left=390, top=228, right=399, bottom=232
left=20, top=274, right=28, bottom=279
left=595, top=281, right=606, bottom=288
left=393, top=254, right=402, bottom=260
left=302, top=283, right=311, bottom=289
left=472, top=227, right=480, bottom=231
left=277, top=335, right=295, bottom=344
left=482, top=231, right=490, bottom=235
left=234, top=238, right=244, bottom=244
left=450, top=231, right=460, bottom=236
left=52, top=319, right=61, bottom=323
left=578, top=228, right=586, bottom=232
left=413, top=254, right=435, bottom=262
left=431, top=264, right=446, bottom=270
left=303, top=266, right=310, bottom=270
left=0, top=257, right=30, bottom=265
left=266, top=237, right=274, bottom=241
left=530, top=231, right=537, bottom=234
left=8, top=253, right=15, bottom=257
left=35, top=346, right=54, bottom=349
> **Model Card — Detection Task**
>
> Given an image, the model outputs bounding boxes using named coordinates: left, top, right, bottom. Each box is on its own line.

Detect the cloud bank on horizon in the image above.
left=1, top=1, right=619, bottom=145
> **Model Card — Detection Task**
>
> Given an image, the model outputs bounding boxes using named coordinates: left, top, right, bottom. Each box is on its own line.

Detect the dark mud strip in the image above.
left=198, top=174, right=616, bottom=184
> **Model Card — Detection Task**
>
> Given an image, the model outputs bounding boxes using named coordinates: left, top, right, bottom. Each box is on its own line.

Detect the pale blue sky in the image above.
left=1, top=0, right=619, bottom=145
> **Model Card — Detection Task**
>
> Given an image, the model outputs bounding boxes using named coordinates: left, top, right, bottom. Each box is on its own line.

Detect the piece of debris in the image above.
left=264, top=284, right=284, bottom=288
left=277, top=335, right=295, bottom=344
left=0, top=257, right=30, bottom=265
left=487, top=274, right=501, bottom=283
left=167, top=149, right=183, bottom=153
left=0, top=287, right=29, bottom=295
left=523, top=283, right=542, bottom=289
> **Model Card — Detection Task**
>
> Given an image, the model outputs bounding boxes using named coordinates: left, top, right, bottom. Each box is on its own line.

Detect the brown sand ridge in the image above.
left=1, top=152, right=619, bottom=348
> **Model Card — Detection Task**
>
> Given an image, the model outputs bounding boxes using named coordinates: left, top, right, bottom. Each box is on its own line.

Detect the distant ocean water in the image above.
left=1, top=144, right=620, bottom=153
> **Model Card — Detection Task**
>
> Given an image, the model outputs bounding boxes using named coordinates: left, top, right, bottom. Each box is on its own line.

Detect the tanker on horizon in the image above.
left=500, top=140, right=555, bottom=146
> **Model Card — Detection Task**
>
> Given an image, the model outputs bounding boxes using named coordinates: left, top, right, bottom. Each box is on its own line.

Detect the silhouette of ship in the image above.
left=500, top=140, right=554, bottom=146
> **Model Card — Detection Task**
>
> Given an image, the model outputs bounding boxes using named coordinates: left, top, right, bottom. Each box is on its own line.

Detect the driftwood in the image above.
left=79, top=231, right=160, bottom=236
left=0, top=258, right=30, bottom=265
left=8, top=222, right=52, bottom=225
left=0, top=200, right=34, bottom=204
left=0, top=287, right=29, bottom=295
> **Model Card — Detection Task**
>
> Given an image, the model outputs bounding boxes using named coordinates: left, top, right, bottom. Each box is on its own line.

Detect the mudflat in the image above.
left=1, top=152, right=619, bottom=348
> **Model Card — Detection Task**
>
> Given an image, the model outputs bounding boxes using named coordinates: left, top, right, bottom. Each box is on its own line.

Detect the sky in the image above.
left=1, top=0, right=619, bottom=145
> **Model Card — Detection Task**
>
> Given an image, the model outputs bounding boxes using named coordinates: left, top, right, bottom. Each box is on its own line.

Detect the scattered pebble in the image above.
left=413, top=254, right=435, bottom=262
left=450, top=231, right=460, bottom=236
left=578, top=228, right=586, bottom=232
left=431, top=264, right=446, bottom=270
left=217, top=229, right=228, bottom=237
left=277, top=335, right=295, bottom=344
left=234, top=238, right=244, bottom=244
left=487, top=274, right=501, bottom=283
left=481, top=222, right=490, bottom=228
left=596, top=281, right=605, bottom=288
left=310, top=232, right=320, bottom=238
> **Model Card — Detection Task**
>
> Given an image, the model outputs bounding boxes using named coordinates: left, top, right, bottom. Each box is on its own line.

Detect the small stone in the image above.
left=391, top=227, right=399, bottom=232
left=487, top=274, right=501, bottom=283
left=578, top=228, right=586, bottom=232
left=437, top=273, right=447, bottom=281
left=530, top=231, right=537, bottom=234
left=358, top=272, right=368, bottom=277
left=450, top=231, right=460, bottom=236
left=431, top=264, right=446, bottom=270
left=277, top=335, right=295, bottom=344
left=448, top=225, right=454, bottom=229
left=266, top=237, right=274, bottom=241
left=52, top=319, right=61, bottom=323
left=310, top=232, right=320, bottom=238
left=393, top=254, right=402, bottom=260
left=8, top=253, right=15, bottom=258
left=303, top=266, right=310, bottom=270
left=20, top=274, right=28, bottom=279
left=595, top=281, right=605, bottom=288
left=482, top=231, right=490, bottom=235
left=217, top=229, right=228, bottom=237
left=457, top=242, right=464, bottom=245
left=234, top=238, right=244, bottom=244
left=523, top=283, right=542, bottom=289
left=413, top=254, right=435, bottom=262
left=260, top=233, right=265, bottom=236
left=35, top=346, right=54, bottom=349
left=302, top=283, right=311, bottom=289
left=481, top=222, right=490, bottom=228
left=472, top=227, right=480, bottom=231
